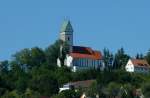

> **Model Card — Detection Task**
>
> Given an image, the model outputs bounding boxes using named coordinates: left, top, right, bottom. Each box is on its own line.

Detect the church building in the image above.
left=57, top=20, right=104, bottom=72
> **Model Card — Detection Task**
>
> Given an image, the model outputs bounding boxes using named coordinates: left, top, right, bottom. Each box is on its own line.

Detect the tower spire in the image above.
left=60, top=20, right=73, bottom=52
left=60, top=20, right=73, bottom=33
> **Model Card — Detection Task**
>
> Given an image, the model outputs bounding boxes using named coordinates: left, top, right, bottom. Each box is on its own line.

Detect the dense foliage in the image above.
left=0, top=40, right=150, bottom=98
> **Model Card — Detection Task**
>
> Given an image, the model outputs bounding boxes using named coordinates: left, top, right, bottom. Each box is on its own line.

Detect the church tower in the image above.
left=60, top=20, right=73, bottom=52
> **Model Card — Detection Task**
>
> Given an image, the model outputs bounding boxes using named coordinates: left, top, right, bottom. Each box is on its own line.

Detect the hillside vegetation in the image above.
left=0, top=40, right=150, bottom=98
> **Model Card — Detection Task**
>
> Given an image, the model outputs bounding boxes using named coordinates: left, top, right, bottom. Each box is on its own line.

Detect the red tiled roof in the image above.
left=131, top=59, right=150, bottom=68
left=70, top=46, right=102, bottom=60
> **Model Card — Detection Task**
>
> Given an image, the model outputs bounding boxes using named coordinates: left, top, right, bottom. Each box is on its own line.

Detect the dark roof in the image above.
left=71, top=46, right=102, bottom=60
left=69, top=80, right=96, bottom=88
left=72, top=46, right=92, bottom=55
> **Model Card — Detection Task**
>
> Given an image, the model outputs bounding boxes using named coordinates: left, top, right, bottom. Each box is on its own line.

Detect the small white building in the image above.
left=59, top=84, right=71, bottom=93
left=125, top=59, right=150, bottom=73
left=57, top=20, right=104, bottom=72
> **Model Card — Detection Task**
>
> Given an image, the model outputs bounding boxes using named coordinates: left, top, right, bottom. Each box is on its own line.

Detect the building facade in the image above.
left=57, top=20, right=104, bottom=72
left=125, top=59, right=150, bottom=73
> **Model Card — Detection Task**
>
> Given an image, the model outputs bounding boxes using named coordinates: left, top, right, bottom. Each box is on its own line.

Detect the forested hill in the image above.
left=0, top=40, right=150, bottom=98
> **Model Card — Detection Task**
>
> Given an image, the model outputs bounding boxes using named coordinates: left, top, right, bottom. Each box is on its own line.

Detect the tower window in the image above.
left=68, top=37, right=70, bottom=41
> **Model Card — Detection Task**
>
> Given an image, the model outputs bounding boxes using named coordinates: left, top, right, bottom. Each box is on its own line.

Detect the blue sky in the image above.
left=0, top=0, right=150, bottom=60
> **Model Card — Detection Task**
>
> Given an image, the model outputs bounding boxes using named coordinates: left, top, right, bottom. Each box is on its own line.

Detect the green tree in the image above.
left=0, top=60, right=9, bottom=74
left=103, top=48, right=114, bottom=71
left=54, top=66, right=72, bottom=85
left=45, top=40, right=63, bottom=65
left=142, top=82, right=150, bottom=98
left=72, top=69, right=99, bottom=81
left=0, top=60, right=10, bottom=93
left=59, top=42, right=70, bottom=66
left=52, top=90, right=80, bottom=98
left=12, top=47, right=46, bottom=70
left=24, top=88, right=41, bottom=98
left=30, top=66, right=59, bottom=96
left=136, top=53, right=140, bottom=59
left=114, top=48, right=130, bottom=69
left=9, top=61, right=30, bottom=94
left=1, top=90, right=21, bottom=98
left=15, top=76, right=28, bottom=94
left=31, top=47, right=46, bottom=67
left=136, top=53, right=144, bottom=59
left=0, top=76, right=8, bottom=96
left=107, top=82, right=121, bottom=97
left=119, top=84, right=134, bottom=98
left=12, top=48, right=32, bottom=70
left=86, top=81, right=98, bottom=97
left=45, top=40, right=69, bottom=66
left=145, top=49, right=150, bottom=65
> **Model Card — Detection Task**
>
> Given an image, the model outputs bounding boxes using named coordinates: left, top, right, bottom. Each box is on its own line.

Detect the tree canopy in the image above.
left=0, top=40, right=149, bottom=98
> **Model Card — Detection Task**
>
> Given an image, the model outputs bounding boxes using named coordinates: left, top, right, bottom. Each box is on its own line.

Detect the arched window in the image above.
left=68, top=37, right=70, bottom=41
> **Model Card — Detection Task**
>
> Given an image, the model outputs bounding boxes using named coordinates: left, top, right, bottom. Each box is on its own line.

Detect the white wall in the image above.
left=125, top=59, right=134, bottom=72
left=72, top=58, right=102, bottom=71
